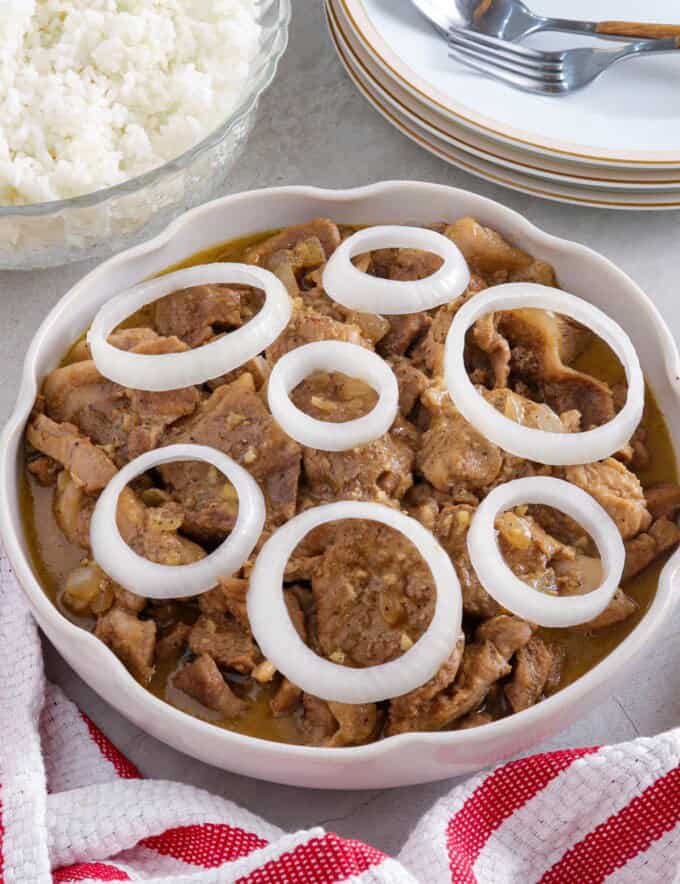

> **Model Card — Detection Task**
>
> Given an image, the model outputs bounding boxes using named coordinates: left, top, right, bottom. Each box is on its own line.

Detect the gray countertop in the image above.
left=2, top=0, right=679, bottom=858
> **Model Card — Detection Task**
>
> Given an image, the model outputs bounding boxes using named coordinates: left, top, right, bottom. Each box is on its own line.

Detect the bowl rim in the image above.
left=2, top=179, right=680, bottom=767
left=0, top=0, right=292, bottom=217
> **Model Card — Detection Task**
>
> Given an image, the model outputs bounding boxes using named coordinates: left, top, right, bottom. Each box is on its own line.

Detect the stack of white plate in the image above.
left=326, top=0, right=680, bottom=210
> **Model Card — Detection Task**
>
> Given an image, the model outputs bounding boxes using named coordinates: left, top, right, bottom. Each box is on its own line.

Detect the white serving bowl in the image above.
left=2, top=182, right=679, bottom=789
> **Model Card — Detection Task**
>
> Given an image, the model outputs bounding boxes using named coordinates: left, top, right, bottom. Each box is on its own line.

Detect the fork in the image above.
left=412, top=0, right=680, bottom=44
left=448, top=28, right=680, bottom=95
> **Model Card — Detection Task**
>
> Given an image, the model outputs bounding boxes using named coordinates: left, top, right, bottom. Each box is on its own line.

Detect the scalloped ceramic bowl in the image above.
left=2, top=182, right=679, bottom=789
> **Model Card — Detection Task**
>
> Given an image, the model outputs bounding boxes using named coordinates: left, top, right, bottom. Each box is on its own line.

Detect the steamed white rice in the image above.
left=0, top=0, right=261, bottom=205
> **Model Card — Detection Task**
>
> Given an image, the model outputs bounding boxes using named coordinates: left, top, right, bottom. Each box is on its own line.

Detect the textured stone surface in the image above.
left=2, top=0, right=679, bottom=856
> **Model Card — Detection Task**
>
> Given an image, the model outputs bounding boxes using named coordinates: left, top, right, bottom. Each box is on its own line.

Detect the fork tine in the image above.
left=448, top=29, right=563, bottom=71
left=449, top=47, right=564, bottom=95
left=447, top=41, right=564, bottom=83
left=450, top=27, right=563, bottom=63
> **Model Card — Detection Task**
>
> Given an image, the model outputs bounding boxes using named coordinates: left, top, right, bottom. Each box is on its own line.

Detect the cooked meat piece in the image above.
left=172, top=654, right=247, bottom=718
left=161, top=373, right=302, bottom=537
left=270, top=679, right=302, bottom=717
left=457, top=711, right=494, bottom=729
left=417, top=389, right=502, bottom=493
left=205, top=581, right=304, bottom=643
left=543, top=643, right=566, bottom=695
left=27, top=413, right=117, bottom=494
left=155, top=623, right=191, bottom=662
left=188, top=614, right=260, bottom=674
left=43, top=360, right=124, bottom=424
left=386, top=638, right=465, bottom=736
left=69, top=326, right=160, bottom=362
left=300, top=693, right=339, bottom=745
left=370, top=246, right=443, bottom=282
left=498, top=309, right=614, bottom=429
left=54, top=471, right=96, bottom=548
left=623, top=517, right=680, bottom=580
left=95, top=607, right=156, bottom=684
left=509, top=259, right=557, bottom=287
left=378, top=313, right=432, bottom=358
left=266, top=305, right=371, bottom=365
left=200, top=578, right=249, bottom=628
left=573, top=588, right=638, bottom=633
left=504, top=638, right=556, bottom=712
left=411, top=302, right=457, bottom=378
left=446, top=217, right=533, bottom=278
left=496, top=511, right=573, bottom=592
left=326, top=701, right=379, bottom=747
left=290, top=371, right=378, bottom=423
left=564, top=458, right=652, bottom=540
left=113, top=584, right=146, bottom=614
left=645, top=483, right=680, bottom=520
left=527, top=504, right=589, bottom=547
left=42, top=353, right=199, bottom=465
left=554, top=555, right=638, bottom=632
left=285, top=591, right=307, bottom=641
left=116, top=487, right=205, bottom=566
left=387, top=357, right=429, bottom=416
left=27, top=455, right=60, bottom=486
left=387, top=641, right=512, bottom=735
left=298, top=694, right=379, bottom=747
left=471, top=313, right=511, bottom=388
left=303, top=432, right=413, bottom=505
left=403, top=483, right=441, bottom=532
left=434, top=504, right=500, bottom=618
left=207, top=355, right=269, bottom=392
left=245, top=219, right=341, bottom=266
left=311, top=521, right=435, bottom=667
left=153, top=284, right=245, bottom=347
left=476, top=615, right=534, bottom=659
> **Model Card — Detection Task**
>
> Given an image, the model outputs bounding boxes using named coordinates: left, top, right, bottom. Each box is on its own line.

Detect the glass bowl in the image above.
left=0, top=0, right=291, bottom=271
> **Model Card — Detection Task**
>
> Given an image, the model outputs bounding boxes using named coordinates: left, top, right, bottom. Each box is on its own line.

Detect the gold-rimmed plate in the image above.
left=329, top=0, right=680, bottom=189
left=338, top=0, right=680, bottom=169
left=327, top=3, right=680, bottom=210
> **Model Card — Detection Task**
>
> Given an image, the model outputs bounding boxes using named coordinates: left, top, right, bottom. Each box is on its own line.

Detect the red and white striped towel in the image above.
left=1, top=551, right=678, bottom=884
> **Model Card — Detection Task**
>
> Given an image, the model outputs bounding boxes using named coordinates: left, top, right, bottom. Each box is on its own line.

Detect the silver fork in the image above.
left=412, top=0, right=680, bottom=44
left=448, top=28, right=680, bottom=95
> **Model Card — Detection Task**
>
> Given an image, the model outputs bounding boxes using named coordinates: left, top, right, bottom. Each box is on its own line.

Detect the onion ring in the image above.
left=90, top=444, right=265, bottom=600
left=444, top=283, right=644, bottom=466
left=247, top=501, right=462, bottom=704
left=267, top=341, right=399, bottom=450
left=88, top=264, right=291, bottom=392
left=467, top=476, right=624, bottom=628
left=322, top=225, right=470, bottom=315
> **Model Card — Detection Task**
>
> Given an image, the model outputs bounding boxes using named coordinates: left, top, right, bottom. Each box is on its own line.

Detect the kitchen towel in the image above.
left=1, top=552, right=678, bottom=884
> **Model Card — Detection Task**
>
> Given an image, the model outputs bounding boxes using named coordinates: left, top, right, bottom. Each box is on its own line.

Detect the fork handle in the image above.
left=596, top=20, right=680, bottom=40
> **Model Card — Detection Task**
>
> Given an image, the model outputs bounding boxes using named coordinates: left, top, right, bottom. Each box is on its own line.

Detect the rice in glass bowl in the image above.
left=0, top=0, right=291, bottom=269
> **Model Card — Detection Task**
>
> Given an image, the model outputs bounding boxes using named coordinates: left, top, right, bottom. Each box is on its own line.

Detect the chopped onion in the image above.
left=444, top=283, right=644, bottom=466
left=90, top=444, right=265, bottom=600
left=322, top=226, right=470, bottom=315
left=467, top=476, right=624, bottom=628
left=267, top=341, right=399, bottom=451
left=88, top=264, right=291, bottom=392
left=247, top=501, right=462, bottom=704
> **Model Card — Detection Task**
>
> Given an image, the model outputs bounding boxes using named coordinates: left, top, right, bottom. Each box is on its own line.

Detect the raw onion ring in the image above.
left=322, top=225, right=470, bottom=315
left=90, top=444, right=265, bottom=600
left=247, top=501, right=462, bottom=704
left=267, top=341, right=399, bottom=450
left=467, top=476, right=624, bottom=628
left=444, top=283, right=644, bottom=466
left=88, top=264, right=291, bottom=392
